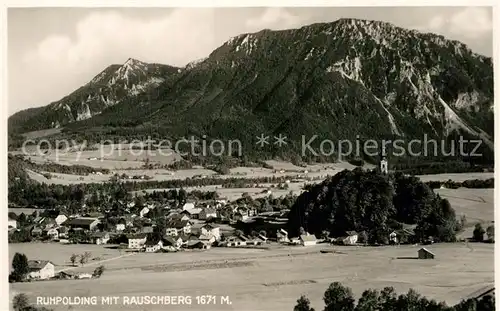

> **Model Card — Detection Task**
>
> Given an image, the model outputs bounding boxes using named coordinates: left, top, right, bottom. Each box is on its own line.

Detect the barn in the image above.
left=418, top=247, right=435, bottom=259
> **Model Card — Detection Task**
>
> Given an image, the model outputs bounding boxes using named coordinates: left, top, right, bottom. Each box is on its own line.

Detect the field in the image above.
left=10, top=242, right=494, bottom=311
left=9, top=185, right=495, bottom=311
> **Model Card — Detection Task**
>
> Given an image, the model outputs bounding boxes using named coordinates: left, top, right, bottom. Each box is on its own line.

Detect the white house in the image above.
left=200, top=224, right=221, bottom=241
left=8, top=217, right=17, bottom=229
left=182, top=203, right=195, bottom=210
left=54, top=214, right=68, bottom=226
left=342, top=231, right=358, bottom=245
left=165, top=220, right=192, bottom=236
left=128, top=233, right=147, bottom=249
left=91, top=232, right=110, bottom=245
left=116, top=223, right=126, bottom=232
left=299, top=234, right=317, bottom=246
left=27, top=260, right=55, bottom=280
left=145, top=239, right=163, bottom=253
left=139, top=207, right=150, bottom=218
left=389, top=231, right=398, bottom=244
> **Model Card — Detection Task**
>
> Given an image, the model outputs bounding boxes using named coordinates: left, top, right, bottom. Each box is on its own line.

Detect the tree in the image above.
left=12, top=293, right=29, bottom=311
left=323, top=282, right=355, bottom=311
left=92, top=265, right=105, bottom=278
left=355, top=289, right=380, bottom=311
left=486, top=224, right=494, bottom=242
left=70, top=254, right=78, bottom=267
left=294, top=295, right=315, bottom=311
left=12, top=253, right=29, bottom=281
left=473, top=224, right=485, bottom=242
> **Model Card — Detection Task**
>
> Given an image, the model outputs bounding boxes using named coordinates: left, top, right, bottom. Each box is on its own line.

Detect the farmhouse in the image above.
left=91, top=232, right=110, bottom=245
left=165, top=220, right=192, bottom=236
left=181, top=208, right=202, bottom=219
left=342, top=231, right=359, bottom=245
left=300, top=234, right=317, bottom=246
left=418, top=247, right=435, bottom=259
left=128, top=233, right=147, bottom=249
left=163, top=236, right=183, bottom=250
left=63, top=217, right=100, bottom=231
left=27, top=260, right=55, bottom=280
left=145, top=238, right=163, bottom=253
left=200, top=224, right=221, bottom=241
left=199, top=208, right=217, bottom=220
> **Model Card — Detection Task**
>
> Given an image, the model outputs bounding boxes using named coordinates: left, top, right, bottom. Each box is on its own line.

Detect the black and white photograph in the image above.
left=5, top=3, right=497, bottom=311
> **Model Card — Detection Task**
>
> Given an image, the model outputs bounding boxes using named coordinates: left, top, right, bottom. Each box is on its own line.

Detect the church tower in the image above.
left=380, top=157, right=388, bottom=175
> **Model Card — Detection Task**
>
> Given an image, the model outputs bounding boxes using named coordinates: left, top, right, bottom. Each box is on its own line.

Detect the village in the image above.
left=8, top=190, right=448, bottom=284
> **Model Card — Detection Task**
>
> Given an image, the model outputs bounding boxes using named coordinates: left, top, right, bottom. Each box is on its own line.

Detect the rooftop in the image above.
left=28, top=260, right=52, bottom=271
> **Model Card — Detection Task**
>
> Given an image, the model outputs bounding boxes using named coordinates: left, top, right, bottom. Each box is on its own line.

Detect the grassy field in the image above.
left=10, top=243, right=494, bottom=311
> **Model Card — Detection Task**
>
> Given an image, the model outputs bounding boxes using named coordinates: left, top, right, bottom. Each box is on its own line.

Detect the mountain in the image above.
left=8, top=58, right=180, bottom=133
left=9, top=18, right=494, bottom=160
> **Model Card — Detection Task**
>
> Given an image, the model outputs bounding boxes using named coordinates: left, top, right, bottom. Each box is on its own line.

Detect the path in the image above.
left=56, top=252, right=137, bottom=273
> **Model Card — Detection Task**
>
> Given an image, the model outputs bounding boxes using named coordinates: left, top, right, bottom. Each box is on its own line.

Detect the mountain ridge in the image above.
left=9, top=18, right=494, bottom=161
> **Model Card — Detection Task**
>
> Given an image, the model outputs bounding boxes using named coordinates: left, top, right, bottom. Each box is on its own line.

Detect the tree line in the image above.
left=294, top=282, right=494, bottom=311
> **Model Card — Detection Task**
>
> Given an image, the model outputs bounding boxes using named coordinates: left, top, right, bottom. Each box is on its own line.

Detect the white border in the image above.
left=1, top=2, right=498, bottom=311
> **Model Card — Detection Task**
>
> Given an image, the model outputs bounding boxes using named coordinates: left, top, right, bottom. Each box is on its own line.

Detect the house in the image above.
left=389, top=231, right=398, bottom=244
left=8, top=217, right=17, bottom=229
left=140, top=223, right=154, bottom=234
left=277, top=229, right=289, bottom=243
left=395, top=228, right=416, bottom=244
left=27, top=260, right=55, bottom=280
left=128, top=233, right=147, bottom=249
left=199, top=208, right=217, bottom=220
left=168, top=213, right=190, bottom=222
left=225, top=235, right=250, bottom=247
left=256, top=234, right=268, bottom=244
left=200, top=224, right=221, bottom=241
left=139, top=207, right=150, bottom=218
left=199, top=233, right=216, bottom=244
left=91, top=232, right=110, bottom=245
left=77, top=273, right=93, bottom=279
left=182, top=203, right=195, bottom=210
left=57, top=226, right=69, bottom=239
left=165, top=220, right=192, bottom=236
left=31, top=226, right=43, bottom=237
left=145, top=238, right=163, bottom=253
left=63, top=217, right=100, bottom=231
left=418, top=247, right=435, bottom=259
left=43, top=228, right=59, bottom=239
left=163, top=236, right=183, bottom=250
left=54, top=214, right=68, bottom=226
left=342, top=231, right=358, bottom=245
left=300, top=234, right=317, bottom=246
left=116, top=223, right=126, bottom=232
left=181, top=208, right=202, bottom=219
left=187, top=239, right=211, bottom=249
left=234, top=211, right=249, bottom=222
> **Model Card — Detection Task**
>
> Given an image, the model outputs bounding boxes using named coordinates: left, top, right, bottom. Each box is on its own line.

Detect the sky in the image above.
left=7, top=6, right=493, bottom=116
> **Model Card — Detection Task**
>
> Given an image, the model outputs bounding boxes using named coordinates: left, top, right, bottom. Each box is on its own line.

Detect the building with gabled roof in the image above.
left=27, top=260, right=55, bottom=280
